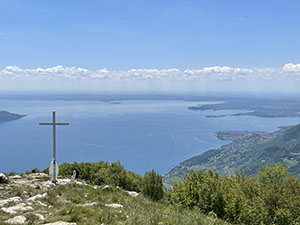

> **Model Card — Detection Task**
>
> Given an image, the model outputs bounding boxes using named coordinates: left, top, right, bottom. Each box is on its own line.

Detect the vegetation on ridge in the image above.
left=57, top=161, right=164, bottom=201
left=56, top=161, right=144, bottom=192
left=3, top=160, right=300, bottom=224
left=170, top=164, right=300, bottom=225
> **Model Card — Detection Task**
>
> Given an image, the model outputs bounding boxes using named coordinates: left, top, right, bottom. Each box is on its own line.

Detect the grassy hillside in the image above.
left=0, top=173, right=228, bottom=225
left=166, top=124, right=300, bottom=181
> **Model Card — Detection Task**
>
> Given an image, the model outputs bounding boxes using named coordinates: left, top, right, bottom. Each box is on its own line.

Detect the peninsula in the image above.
left=165, top=124, right=300, bottom=182
left=0, top=111, right=25, bottom=123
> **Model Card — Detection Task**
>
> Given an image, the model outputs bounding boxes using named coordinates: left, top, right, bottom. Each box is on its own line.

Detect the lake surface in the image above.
left=1, top=99, right=300, bottom=174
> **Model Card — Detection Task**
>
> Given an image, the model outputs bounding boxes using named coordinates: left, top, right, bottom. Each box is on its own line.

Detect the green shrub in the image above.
left=57, top=161, right=143, bottom=192
left=143, top=169, right=164, bottom=201
left=170, top=164, right=300, bottom=225
left=170, top=170, right=225, bottom=217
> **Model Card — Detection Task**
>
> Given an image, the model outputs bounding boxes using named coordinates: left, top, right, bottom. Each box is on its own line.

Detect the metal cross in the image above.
left=39, top=111, right=69, bottom=182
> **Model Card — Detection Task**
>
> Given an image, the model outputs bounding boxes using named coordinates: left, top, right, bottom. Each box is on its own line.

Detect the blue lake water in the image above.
left=1, top=99, right=300, bottom=175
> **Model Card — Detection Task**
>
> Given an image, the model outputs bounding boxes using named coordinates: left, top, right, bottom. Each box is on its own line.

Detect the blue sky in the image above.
left=1, top=0, right=300, bottom=69
left=0, top=0, right=300, bottom=92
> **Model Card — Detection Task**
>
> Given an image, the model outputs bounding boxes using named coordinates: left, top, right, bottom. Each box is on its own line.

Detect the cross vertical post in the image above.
left=39, top=111, right=69, bottom=183
left=53, top=111, right=56, bottom=164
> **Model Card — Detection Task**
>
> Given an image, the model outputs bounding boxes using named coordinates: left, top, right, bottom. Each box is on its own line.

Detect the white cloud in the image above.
left=283, top=63, right=300, bottom=72
left=0, top=65, right=91, bottom=79
left=1, top=63, right=300, bottom=92
left=1, top=64, right=300, bottom=81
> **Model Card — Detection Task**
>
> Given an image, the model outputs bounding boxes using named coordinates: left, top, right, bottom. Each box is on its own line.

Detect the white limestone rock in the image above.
left=4, top=215, right=27, bottom=224
left=28, top=173, right=48, bottom=179
left=34, top=213, right=45, bottom=221
left=77, top=202, right=97, bottom=207
left=28, top=183, right=39, bottom=189
left=55, top=178, right=87, bottom=186
left=42, top=181, right=55, bottom=188
left=36, top=200, right=48, bottom=207
left=105, top=203, right=124, bottom=208
left=27, top=192, right=47, bottom=201
left=0, top=197, right=22, bottom=207
left=43, top=222, right=77, bottom=225
left=56, top=178, right=72, bottom=185
left=1, top=203, right=33, bottom=214
left=126, top=191, right=139, bottom=197
left=74, top=180, right=87, bottom=186
left=102, top=185, right=110, bottom=190
left=11, top=175, right=22, bottom=180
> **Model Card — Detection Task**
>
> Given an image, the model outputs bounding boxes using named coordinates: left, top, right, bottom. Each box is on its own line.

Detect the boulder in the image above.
left=11, top=175, right=22, bottom=179
left=126, top=191, right=139, bottom=197
left=105, top=203, right=124, bottom=208
left=27, top=192, right=47, bottom=201
left=4, top=215, right=27, bottom=224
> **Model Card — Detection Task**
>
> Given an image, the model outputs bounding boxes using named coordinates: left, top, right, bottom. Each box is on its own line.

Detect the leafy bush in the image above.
left=143, top=169, right=164, bottom=201
left=170, top=164, right=300, bottom=225
left=170, top=170, right=225, bottom=217
left=58, top=161, right=143, bottom=192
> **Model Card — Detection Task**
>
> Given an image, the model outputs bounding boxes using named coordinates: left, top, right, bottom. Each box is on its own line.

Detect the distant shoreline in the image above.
left=188, top=97, right=300, bottom=118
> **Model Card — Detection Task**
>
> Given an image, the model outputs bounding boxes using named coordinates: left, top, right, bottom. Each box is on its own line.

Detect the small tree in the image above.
left=143, top=169, right=164, bottom=201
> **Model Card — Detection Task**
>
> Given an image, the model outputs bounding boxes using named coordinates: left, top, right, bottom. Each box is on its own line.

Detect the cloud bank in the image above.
left=1, top=63, right=300, bottom=93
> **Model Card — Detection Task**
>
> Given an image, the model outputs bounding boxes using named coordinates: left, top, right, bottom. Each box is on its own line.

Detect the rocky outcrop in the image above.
left=0, top=172, right=141, bottom=224
left=1, top=203, right=33, bottom=214
left=0, top=197, right=22, bottom=207
left=4, top=215, right=27, bottom=224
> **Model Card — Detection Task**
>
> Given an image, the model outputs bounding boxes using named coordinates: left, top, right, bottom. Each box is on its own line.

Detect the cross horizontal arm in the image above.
left=56, top=123, right=69, bottom=125
left=39, top=123, right=69, bottom=125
